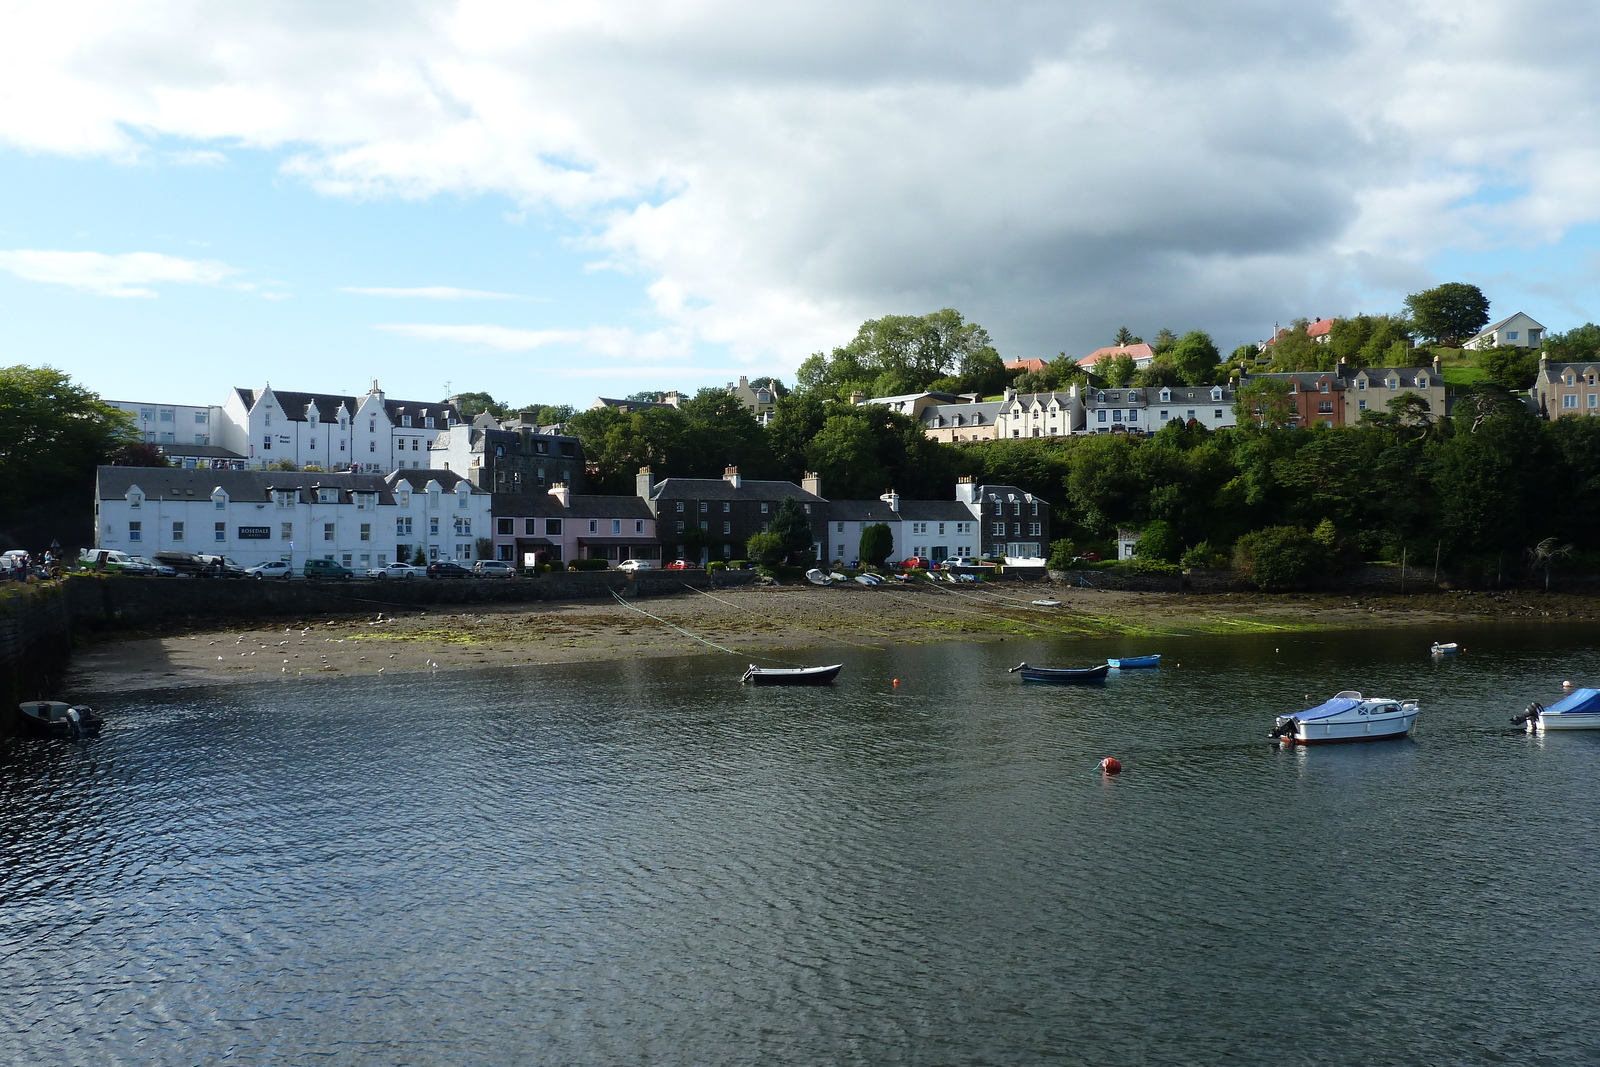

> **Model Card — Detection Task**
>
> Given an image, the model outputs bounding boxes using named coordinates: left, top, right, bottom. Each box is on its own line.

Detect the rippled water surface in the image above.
left=6, top=622, right=1600, bottom=1065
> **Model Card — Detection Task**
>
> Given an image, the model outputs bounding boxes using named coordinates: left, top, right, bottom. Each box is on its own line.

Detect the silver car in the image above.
left=246, top=560, right=295, bottom=580
left=367, top=562, right=423, bottom=580
left=472, top=560, right=517, bottom=579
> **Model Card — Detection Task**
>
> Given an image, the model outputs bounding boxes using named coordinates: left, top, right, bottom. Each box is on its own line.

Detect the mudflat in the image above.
left=67, top=583, right=1600, bottom=693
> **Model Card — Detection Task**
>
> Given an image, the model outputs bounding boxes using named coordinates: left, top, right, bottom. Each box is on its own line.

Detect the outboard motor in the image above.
left=64, top=707, right=83, bottom=742
left=1269, top=717, right=1300, bottom=740
left=1509, top=702, right=1543, bottom=728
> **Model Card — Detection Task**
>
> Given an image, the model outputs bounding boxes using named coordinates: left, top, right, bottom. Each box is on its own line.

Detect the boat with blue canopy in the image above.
left=1270, top=691, right=1419, bottom=745
left=1511, top=687, right=1600, bottom=732
left=1107, top=654, right=1160, bottom=669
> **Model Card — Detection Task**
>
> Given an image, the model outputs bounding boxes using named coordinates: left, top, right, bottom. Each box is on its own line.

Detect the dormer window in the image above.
left=128, top=492, right=143, bottom=510
left=309, top=409, right=319, bottom=426
left=1211, top=386, right=1223, bottom=401
left=398, top=489, right=411, bottom=507
left=425, top=417, right=435, bottom=429
left=1388, top=377, right=1399, bottom=390
left=212, top=490, right=227, bottom=510
left=1160, top=388, right=1171, bottom=402
left=402, top=415, right=412, bottom=427
left=1417, top=376, right=1428, bottom=388
left=1357, top=378, right=1366, bottom=390
left=317, top=488, right=337, bottom=504
left=1565, top=374, right=1576, bottom=386
left=1319, top=381, right=1329, bottom=393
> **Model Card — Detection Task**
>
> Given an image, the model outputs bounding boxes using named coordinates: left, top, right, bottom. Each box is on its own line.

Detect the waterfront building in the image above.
left=489, top=484, right=658, bottom=567
left=104, top=399, right=226, bottom=450
left=954, top=478, right=1050, bottom=560
left=94, top=466, right=491, bottom=572
left=816, top=493, right=979, bottom=566
left=637, top=466, right=826, bottom=566
left=1343, top=359, right=1446, bottom=422
left=429, top=418, right=586, bottom=495
left=217, top=382, right=462, bottom=472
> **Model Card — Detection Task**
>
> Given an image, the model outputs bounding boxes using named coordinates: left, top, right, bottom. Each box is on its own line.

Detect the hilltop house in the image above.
left=1464, top=313, right=1546, bottom=350
left=726, top=376, right=778, bottom=425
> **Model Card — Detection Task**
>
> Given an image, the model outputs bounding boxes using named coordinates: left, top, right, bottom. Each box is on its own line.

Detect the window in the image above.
left=1590, top=394, right=1598, bottom=410
left=1357, top=378, right=1366, bottom=390
left=699, top=502, right=708, bottom=513
left=546, top=519, right=562, bottom=535
left=1159, top=410, right=1169, bottom=421
left=1127, top=410, right=1138, bottom=423
left=1564, top=394, right=1578, bottom=409
left=425, top=417, right=434, bottom=429
left=675, top=501, right=685, bottom=513
left=129, top=521, right=141, bottom=541
left=454, top=518, right=472, bottom=536
left=128, top=493, right=142, bottom=509
left=458, top=492, right=469, bottom=509
left=360, top=523, right=371, bottom=542
left=340, top=440, right=346, bottom=452
left=607, top=519, right=618, bottom=534
left=1388, top=378, right=1398, bottom=390
left=722, top=521, right=731, bottom=534
left=282, top=523, right=293, bottom=540
left=323, top=523, right=335, bottom=541
left=140, top=408, right=154, bottom=421
left=310, top=438, right=317, bottom=449
left=172, top=521, right=184, bottom=542
left=1317, top=400, right=1333, bottom=413
left=369, top=441, right=376, bottom=452
left=214, top=522, right=226, bottom=542
left=317, top=488, right=336, bottom=504
left=397, top=517, right=413, bottom=536
left=265, top=412, right=272, bottom=426
left=1214, top=409, right=1223, bottom=420
left=1358, top=399, right=1367, bottom=411
left=263, top=436, right=273, bottom=451
left=837, top=522, right=844, bottom=533
left=699, top=520, right=708, bottom=531
left=589, top=519, right=598, bottom=533
left=1507, top=331, right=1518, bottom=341
left=402, top=415, right=412, bottom=427
left=498, top=518, right=513, bottom=535
left=676, top=520, right=685, bottom=533
left=760, top=502, right=769, bottom=514
left=342, top=553, right=353, bottom=568
left=993, top=522, right=1005, bottom=535
left=275, top=490, right=295, bottom=508
left=721, top=502, right=730, bottom=513
left=1186, top=410, right=1196, bottom=421
left=1030, top=523, right=1041, bottom=536
left=196, top=434, right=209, bottom=445
left=636, top=520, right=645, bottom=533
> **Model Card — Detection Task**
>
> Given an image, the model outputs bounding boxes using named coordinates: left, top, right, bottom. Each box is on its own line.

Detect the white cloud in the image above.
left=0, top=249, right=243, bottom=298
left=340, top=286, right=525, bottom=300
left=4, top=2, right=1600, bottom=355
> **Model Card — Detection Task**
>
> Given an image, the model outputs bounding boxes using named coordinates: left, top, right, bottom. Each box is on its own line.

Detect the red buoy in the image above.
left=893, top=678, right=900, bottom=687
left=1099, top=757, right=1122, bottom=776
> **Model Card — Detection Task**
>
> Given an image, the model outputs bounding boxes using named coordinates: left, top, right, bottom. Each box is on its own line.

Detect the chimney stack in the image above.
left=723, top=466, right=741, bottom=488
left=879, top=489, right=901, bottom=512
left=801, top=471, right=822, bottom=497
left=548, top=482, right=571, bottom=507
left=636, top=466, right=655, bottom=500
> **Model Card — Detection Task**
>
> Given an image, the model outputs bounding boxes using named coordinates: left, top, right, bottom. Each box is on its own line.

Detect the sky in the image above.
left=3, top=1, right=1600, bottom=410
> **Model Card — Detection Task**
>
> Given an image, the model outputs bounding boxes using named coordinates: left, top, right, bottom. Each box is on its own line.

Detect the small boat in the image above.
left=1031, top=598, right=1061, bottom=607
left=1008, top=662, right=1109, bottom=684
left=854, top=573, right=883, bottom=586
left=1512, top=687, right=1600, bottom=731
left=828, top=571, right=847, bottom=582
left=1431, top=642, right=1459, bottom=656
left=1270, top=691, right=1419, bottom=744
left=805, top=568, right=832, bottom=586
left=1107, top=654, right=1161, bottom=669
left=741, top=664, right=843, bottom=686
left=16, top=701, right=104, bottom=740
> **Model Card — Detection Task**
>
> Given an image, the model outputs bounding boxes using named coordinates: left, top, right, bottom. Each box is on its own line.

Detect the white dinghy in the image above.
left=1270, top=691, right=1419, bottom=745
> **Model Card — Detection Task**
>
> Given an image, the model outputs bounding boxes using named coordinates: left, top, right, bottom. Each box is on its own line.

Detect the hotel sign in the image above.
left=237, top=526, right=271, bottom=539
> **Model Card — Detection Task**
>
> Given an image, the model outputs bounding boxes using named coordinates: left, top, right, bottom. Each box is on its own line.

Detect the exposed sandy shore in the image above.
left=66, top=581, right=1600, bottom=694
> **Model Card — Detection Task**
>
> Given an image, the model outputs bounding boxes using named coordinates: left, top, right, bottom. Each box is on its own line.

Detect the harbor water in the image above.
left=5, top=622, right=1600, bottom=1065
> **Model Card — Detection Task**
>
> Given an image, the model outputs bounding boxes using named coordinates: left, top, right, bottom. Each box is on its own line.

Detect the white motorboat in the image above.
left=805, top=568, right=832, bottom=586
left=1270, top=691, right=1419, bottom=745
left=1431, top=642, right=1459, bottom=656
left=1512, top=688, right=1600, bottom=732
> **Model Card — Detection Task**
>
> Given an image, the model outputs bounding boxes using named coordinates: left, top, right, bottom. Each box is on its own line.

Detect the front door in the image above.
left=932, top=545, right=948, bottom=561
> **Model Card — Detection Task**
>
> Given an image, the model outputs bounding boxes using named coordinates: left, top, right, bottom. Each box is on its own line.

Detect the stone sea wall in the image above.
left=0, top=583, right=74, bottom=707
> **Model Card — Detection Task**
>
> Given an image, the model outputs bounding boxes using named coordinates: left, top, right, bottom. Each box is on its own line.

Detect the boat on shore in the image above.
left=1431, top=642, right=1460, bottom=656
left=1108, top=654, right=1160, bottom=669
left=741, top=664, right=843, bottom=686
left=1512, top=688, right=1600, bottom=731
left=1270, top=691, right=1419, bottom=744
left=1031, top=598, right=1061, bottom=607
left=15, top=701, right=104, bottom=740
left=1008, top=662, right=1109, bottom=684
left=805, top=569, right=832, bottom=586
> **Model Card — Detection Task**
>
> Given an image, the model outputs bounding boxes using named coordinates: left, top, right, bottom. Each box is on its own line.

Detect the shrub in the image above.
left=1131, top=558, right=1181, bottom=575
left=1232, top=526, right=1328, bottom=590
left=746, top=532, right=785, bottom=565
left=708, top=560, right=728, bottom=572
left=1134, top=520, right=1181, bottom=564
left=859, top=523, right=893, bottom=567
left=1180, top=541, right=1227, bottom=569
left=1047, top=538, right=1077, bottom=570
left=568, top=557, right=609, bottom=571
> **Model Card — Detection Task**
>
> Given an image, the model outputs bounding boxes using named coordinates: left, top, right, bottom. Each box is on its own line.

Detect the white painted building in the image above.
left=94, top=466, right=492, bottom=573
left=993, top=387, right=1086, bottom=438
left=816, top=493, right=979, bottom=565
left=105, top=399, right=226, bottom=448
left=216, top=382, right=463, bottom=471
left=1463, top=312, right=1547, bottom=350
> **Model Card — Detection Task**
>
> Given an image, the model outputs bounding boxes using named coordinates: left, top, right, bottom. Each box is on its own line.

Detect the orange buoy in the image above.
left=1565, top=680, right=1575, bottom=689
left=1099, top=757, right=1122, bottom=776
left=893, top=678, right=900, bottom=687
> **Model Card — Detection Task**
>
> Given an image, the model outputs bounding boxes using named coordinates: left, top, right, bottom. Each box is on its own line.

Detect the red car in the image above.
left=664, top=559, right=699, bottom=571
left=900, top=556, right=940, bottom=570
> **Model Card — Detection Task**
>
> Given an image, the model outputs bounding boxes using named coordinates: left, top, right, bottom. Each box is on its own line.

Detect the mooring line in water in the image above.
left=682, top=584, right=889, bottom=651
left=608, top=589, right=748, bottom=656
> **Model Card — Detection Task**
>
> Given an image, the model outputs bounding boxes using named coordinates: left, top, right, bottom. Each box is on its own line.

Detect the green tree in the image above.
left=1542, top=323, right=1600, bottom=363
left=1047, top=538, right=1077, bottom=569
left=794, top=308, right=1001, bottom=400
left=1234, top=378, right=1296, bottom=429
left=745, top=531, right=785, bottom=566
left=769, top=496, right=814, bottom=564
left=1113, top=327, right=1142, bottom=347
left=1168, top=330, right=1221, bottom=385
left=451, top=390, right=510, bottom=418
left=1266, top=319, right=1326, bottom=371
left=1103, top=353, right=1138, bottom=387
left=108, top=441, right=171, bottom=467
left=1151, top=328, right=1179, bottom=356
left=1230, top=343, right=1261, bottom=366
left=858, top=523, right=893, bottom=566
left=1404, top=282, right=1491, bottom=345
left=1328, top=314, right=1413, bottom=368
left=1133, top=520, right=1182, bottom=563
left=1232, top=526, right=1327, bottom=590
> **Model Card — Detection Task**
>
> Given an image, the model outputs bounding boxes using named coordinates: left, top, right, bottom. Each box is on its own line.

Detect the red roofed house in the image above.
left=1077, top=343, right=1156, bottom=371
left=1005, top=358, right=1048, bottom=374
left=1262, top=318, right=1336, bottom=349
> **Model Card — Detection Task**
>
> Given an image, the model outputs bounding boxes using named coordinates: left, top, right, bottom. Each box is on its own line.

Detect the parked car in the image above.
left=303, top=558, right=354, bottom=580
left=367, top=562, right=423, bottom=580
left=247, top=560, right=296, bottom=580
left=1075, top=551, right=1102, bottom=562
left=472, top=560, right=517, bottom=579
left=154, top=551, right=215, bottom=577
left=664, top=559, right=698, bottom=571
left=940, top=556, right=980, bottom=569
left=198, top=554, right=248, bottom=579
left=426, top=560, right=471, bottom=579
left=900, top=555, right=940, bottom=570
left=79, top=549, right=142, bottom=574
left=131, top=555, right=178, bottom=577
left=616, top=559, right=656, bottom=573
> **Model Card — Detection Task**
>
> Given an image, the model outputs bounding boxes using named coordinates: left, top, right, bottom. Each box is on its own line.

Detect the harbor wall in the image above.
left=61, top=569, right=761, bottom=625
left=0, top=583, right=74, bottom=709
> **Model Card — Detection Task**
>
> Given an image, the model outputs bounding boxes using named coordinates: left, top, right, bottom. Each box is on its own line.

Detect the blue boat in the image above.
left=1008, top=662, right=1109, bottom=684
left=1512, top=687, right=1600, bottom=732
left=1107, top=654, right=1161, bottom=669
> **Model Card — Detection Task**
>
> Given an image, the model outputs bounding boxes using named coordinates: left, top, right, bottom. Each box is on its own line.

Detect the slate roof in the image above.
left=897, top=500, right=979, bottom=521
left=820, top=500, right=902, bottom=523
left=1347, top=366, right=1438, bottom=388
left=99, top=466, right=400, bottom=504
left=921, top=400, right=1005, bottom=427
left=235, top=387, right=461, bottom=425
left=649, top=478, right=824, bottom=503
left=156, top=443, right=246, bottom=459
left=384, top=469, right=484, bottom=494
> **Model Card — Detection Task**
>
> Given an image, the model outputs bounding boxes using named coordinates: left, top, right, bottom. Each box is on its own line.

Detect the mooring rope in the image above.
left=608, top=589, right=745, bottom=655
left=685, top=583, right=888, bottom=649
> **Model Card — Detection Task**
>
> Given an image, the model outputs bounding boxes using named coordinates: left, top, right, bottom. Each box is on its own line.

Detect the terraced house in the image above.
left=637, top=466, right=826, bottom=566
left=1532, top=356, right=1600, bottom=419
